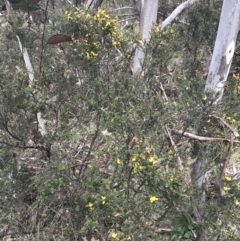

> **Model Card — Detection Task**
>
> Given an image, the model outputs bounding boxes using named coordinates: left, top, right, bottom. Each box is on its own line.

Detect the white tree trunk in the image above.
left=131, top=0, right=158, bottom=74
left=205, top=0, right=240, bottom=102
left=192, top=1, right=240, bottom=240
left=16, top=36, right=46, bottom=136
left=193, top=0, right=240, bottom=188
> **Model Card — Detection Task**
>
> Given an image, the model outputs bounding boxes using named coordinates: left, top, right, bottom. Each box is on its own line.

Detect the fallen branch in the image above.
left=172, top=129, right=240, bottom=143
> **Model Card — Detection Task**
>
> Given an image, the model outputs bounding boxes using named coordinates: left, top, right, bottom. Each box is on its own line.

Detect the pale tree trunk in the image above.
left=205, top=0, right=240, bottom=101
left=131, top=0, right=158, bottom=74
left=131, top=0, right=200, bottom=74
left=16, top=36, right=46, bottom=136
left=191, top=1, right=240, bottom=240
left=5, top=0, right=46, bottom=136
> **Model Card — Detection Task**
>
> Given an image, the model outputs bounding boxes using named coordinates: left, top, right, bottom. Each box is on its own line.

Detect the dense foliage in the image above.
left=0, top=0, right=240, bottom=240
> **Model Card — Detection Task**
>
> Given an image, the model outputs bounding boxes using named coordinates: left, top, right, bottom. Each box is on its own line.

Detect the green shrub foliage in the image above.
left=0, top=2, right=240, bottom=241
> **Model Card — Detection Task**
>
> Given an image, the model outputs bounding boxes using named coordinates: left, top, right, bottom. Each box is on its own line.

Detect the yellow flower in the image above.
left=203, top=126, right=207, bottom=133
left=116, top=158, right=121, bottom=165
left=87, top=202, right=94, bottom=209
left=149, top=155, right=157, bottom=164
left=225, top=176, right=232, bottom=182
left=127, top=236, right=131, bottom=240
left=170, top=176, right=174, bottom=182
left=133, top=162, right=143, bottom=172
left=202, top=95, right=207, bottom=101
left=149, top=195, right=158, bottom=203
left=132, top=156, right=137, bottom=162
left=101, top=196, right=106, bottom=204
left=223, top=186, right=230, bottom=191
left=111, top=232, right=118, bottom=239
left=234, top=197, right=240, bottom=206
left=145, top=146, right=153, bottom=153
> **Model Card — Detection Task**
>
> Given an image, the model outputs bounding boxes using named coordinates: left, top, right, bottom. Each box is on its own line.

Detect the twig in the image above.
left=191, top=202, right=201, bottom=223
left=221, top=132, right=234, bottom=179
left=159, top=82, right=168, bottom=103
left=109, top=7, right=138, bottom=12
left=165, top=127, right=183, bottom=170
left=172, top=129, right=240, bottom=143
left=209, top=114, right=239, bottom=137
left=39, top=0, right=49, bottom=75
left=66, top=0, right=78, bottom=9
left=118, top=17, right=138, bottom=23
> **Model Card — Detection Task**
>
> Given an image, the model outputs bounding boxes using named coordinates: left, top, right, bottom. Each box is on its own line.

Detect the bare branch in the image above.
left=172, top=129, right=240, bottom=143
left=221, top=133, right=234, bottom=179
left=162, top=0, right=199, bottom=30
left=209, top=114, right=239, bottom=137
left=165, top=127, right=183, bottom=170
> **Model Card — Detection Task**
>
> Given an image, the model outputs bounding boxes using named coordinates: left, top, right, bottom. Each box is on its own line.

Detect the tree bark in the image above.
left=131, top=0, right=158, bottom=74
left=192, top=1, right=240, bottom=240
left=205, top=0, right=240, bottom=102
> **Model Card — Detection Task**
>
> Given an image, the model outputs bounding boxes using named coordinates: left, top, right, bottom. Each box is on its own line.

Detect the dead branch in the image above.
left=165, top=127, right=183, bottom=170
left=160, top=82, right=168, bottom=103
left=221, top=133, right=234, bottom=179
left=209, top=114, right=239, bottom=137
left=172, top=129, right=240, bottom=143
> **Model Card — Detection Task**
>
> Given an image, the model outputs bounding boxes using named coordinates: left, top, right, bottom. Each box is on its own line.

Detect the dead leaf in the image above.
left=47, top=34, right=72, bottom=45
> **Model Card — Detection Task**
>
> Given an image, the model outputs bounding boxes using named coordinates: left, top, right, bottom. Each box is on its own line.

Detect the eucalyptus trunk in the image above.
left=191, top=1, right=240, bottom=240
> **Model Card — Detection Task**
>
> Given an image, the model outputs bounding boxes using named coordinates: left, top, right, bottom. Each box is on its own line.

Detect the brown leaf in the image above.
left=46, top=34, right=72, bottom=45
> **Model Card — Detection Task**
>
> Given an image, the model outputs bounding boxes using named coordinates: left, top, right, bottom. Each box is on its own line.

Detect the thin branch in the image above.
left=159, top=82, right=168, bottom=103
left=117, top=13, right=139, bottom=17
left=221, top=133, right=234, bottom=179
left=39, top=0, right=49, bottom=75
left=118, top=17, right=138, bottom=23
left=209, top=114, right=239, bottom=137
left=165, top=127, right=183, bottom=170
left=109, top=7, right=138, bottom=12
left=66, top=0, right=78, bottom=9
left=172, top=129, right=240, bottom=143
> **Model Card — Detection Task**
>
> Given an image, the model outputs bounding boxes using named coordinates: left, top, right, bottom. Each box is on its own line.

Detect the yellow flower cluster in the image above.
left=131, top=138, right=158, bottom=172
left=226, top=115, right=236, bottom=123
left=101, top=195, right=106, bottom=204
left=151, top=25, right=174, bottom=36
left=87, top=202, right=94, bottom=210
left=233, top=73, right=240, bottom=81
left=232, top=74, right=240, bottom=92
left=65, top=8, right=121, bottom=58
left=149, top=195, right=158, bottom=203
left=94, top=9, right=118, bottom=33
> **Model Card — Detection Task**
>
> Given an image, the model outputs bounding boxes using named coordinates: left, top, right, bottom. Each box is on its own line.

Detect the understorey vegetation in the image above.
left=0, top=0, right=240, bottom=240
